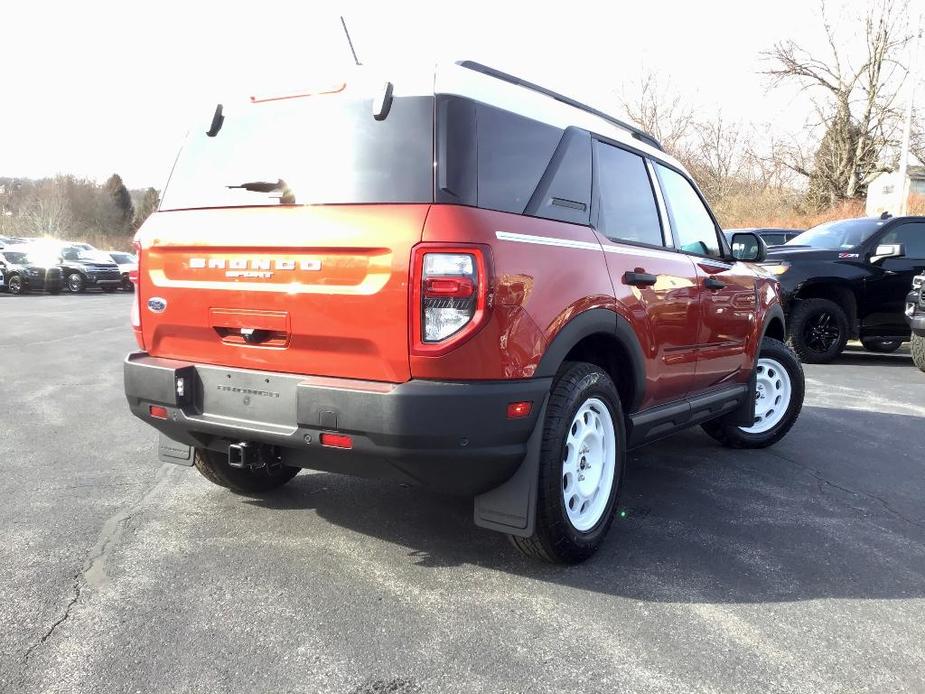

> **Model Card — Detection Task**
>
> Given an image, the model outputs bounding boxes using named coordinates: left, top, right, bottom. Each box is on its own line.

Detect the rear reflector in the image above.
left=507, top=401, right=533, bottom=419
left=149, top=405, right=168, bottom=420
left=320, top=432, right=353, bottom=449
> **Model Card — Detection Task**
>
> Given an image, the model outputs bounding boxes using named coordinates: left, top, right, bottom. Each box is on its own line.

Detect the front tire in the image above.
left=860, top=337, right=902, bottom=353
left=702, top=337, right=804, bottom=448
left=8, top=275, right=26, bottom=295
left=912, top=334, right=925, bottom=372
left=66, top=272, right=85, bottom=293
left=193, top=448, right=300, bottom=494
left=509, top=362, right=625, bottom=564
left=787, top=298, right=849, bottom=363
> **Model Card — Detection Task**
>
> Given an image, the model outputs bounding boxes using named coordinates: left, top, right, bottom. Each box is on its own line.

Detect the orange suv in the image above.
left=124, top=61, right=803, bottom=563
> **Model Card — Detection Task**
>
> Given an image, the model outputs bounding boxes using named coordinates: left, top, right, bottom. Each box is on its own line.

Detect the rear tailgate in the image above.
left=136, top=204, right=428, bottom=383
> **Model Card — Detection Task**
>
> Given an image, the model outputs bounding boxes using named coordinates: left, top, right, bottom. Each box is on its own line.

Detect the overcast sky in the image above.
left=0, top=0, right=919, bottom=190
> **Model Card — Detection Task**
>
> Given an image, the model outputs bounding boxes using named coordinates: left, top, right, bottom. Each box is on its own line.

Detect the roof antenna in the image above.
left=341, top=16, right=361, bottom=66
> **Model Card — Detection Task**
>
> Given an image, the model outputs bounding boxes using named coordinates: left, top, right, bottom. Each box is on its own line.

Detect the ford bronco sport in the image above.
left=124, top=61, right=804, bottom=563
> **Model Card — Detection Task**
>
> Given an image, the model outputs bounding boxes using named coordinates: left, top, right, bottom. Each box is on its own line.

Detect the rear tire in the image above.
left=787, top=298, right=849, bottom=363
left=193, top=448, right=300, bottom=494
left=702, top=338, right=804, bottom=449
left=860, top=337, right=902, bottom=353
left=912, top=334, right=925, bottom=373
left=509, top=362, right=625, bottom=564
left=101, top=285, right=117, bottom=293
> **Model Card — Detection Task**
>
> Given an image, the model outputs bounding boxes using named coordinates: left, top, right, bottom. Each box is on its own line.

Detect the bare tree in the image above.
left=764, top=0, right=911, bottom=204
left=619, top=73, right=695, bottom=159
left=20, top=178, right=73, bottom=237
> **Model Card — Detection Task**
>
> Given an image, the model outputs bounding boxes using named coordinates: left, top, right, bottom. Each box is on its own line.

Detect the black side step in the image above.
left=627, top=384, right=749, bottom=449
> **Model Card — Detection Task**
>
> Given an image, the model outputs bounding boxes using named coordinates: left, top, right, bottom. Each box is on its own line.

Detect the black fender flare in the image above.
left=758, top=303, right=786, bottom=343
left=534, top=307, right=646, bottom=413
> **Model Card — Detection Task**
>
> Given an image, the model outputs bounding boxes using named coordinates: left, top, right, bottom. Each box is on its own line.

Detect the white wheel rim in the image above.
left=562, top=397, right=617, bottom=532
left=740, top=357, right=792, bottom=434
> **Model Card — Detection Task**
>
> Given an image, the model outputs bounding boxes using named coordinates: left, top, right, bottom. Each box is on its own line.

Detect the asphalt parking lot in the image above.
left=2, top=293, right=924, bottom=693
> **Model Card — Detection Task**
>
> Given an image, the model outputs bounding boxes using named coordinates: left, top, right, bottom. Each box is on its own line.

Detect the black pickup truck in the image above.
left=762, top=216, right=925, bottom=363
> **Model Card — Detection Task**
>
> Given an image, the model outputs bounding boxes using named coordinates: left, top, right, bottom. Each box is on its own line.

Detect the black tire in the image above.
left=860, top=337, right=903, bottom=353
left=787, top=297, right=849, bottom=363
left=66, top=272, right=85, bottom=293
left=702, top=337, right=804, bottom=449
left=509, top=362, right=625, bottom=564
left=100, top=285, right=117, bottom=293
left=193, top=448, right=300, bottom=494
left=8, top=275, right=26, bottom=295
left=912, top=334, right=925, bottom=373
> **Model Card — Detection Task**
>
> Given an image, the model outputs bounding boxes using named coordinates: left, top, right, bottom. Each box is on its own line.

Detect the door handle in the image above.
left=623, top=271, right=658, bottom=287
left=704, top=277, right=725, bottom=290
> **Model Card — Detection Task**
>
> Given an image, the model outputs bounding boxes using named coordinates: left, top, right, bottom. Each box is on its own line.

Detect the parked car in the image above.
left=906, top=274, right=925, bottom=371
left=761, top=216, right=925, bottom=362
left=0, top=246, right=64, bottom=295
left=107, top=251, right=138, bottom=291
left=54, top=245, right=123, bottom=293
left=725, top=227, right=803, bottom=247
left=123, top=60, right=804, bottom=564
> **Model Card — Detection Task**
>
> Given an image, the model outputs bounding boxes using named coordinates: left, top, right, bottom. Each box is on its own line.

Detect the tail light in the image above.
left=130, top=239, right=145, bottom=350
left=411, top=245, right=490, bottom=356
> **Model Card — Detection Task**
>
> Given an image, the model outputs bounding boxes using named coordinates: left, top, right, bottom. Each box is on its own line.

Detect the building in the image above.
left=866, top=164, right=925, bottom=217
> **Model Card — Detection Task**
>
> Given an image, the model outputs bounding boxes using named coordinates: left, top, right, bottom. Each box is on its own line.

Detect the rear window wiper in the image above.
left=226, top=179, right=295, bottom=204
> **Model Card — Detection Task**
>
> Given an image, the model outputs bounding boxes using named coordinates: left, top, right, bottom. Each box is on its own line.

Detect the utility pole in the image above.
left=898, top=14, right=922, bottom=216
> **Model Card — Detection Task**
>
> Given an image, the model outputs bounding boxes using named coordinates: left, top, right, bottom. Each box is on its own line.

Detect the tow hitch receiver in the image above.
left=227, top=442, right=280, bottom=469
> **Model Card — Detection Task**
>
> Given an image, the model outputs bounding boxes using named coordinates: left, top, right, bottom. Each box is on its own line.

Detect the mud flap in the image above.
left=473, top=397, right=548, bottom=538
left=157, top=433, right=193, bottom=466
left=729, top=367, right=757, bottom=427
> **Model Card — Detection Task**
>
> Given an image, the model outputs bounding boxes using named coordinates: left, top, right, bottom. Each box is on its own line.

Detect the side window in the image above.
left=655, top=164, right=722, bottom=258
left=477, top=104, right=561, bottom=214
left=879, top=223, right=925, bottom=258
left=593, top=141, right=663, bottom=246
left=435, top=97, right=591, bottom=225
left=763, top=234, right=784, bottom=246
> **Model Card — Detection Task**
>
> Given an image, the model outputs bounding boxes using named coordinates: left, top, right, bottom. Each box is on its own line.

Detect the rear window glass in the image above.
left=160, top=94, right=434, bottom=210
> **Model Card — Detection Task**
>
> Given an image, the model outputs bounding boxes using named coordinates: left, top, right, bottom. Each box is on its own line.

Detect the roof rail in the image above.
left=456, top=61, right=663, bottom=152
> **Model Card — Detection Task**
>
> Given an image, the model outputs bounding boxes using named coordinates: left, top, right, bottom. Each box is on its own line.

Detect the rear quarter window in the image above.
left=435, top=97, right=592, bottom=226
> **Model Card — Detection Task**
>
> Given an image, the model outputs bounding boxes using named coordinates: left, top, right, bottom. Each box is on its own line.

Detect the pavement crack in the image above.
left=16, top=464, right=176, bottom=677
left=760, top=447, right=924, bottom=528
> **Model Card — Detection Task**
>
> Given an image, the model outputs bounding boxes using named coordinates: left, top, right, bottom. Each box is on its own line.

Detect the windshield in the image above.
left=159, top=92, right=433, bottom=211
left=786, top=218, right=885, bottom=250
left=61, top=248, right=114, bottom=263
left=110, top=253, right=134, bottom=264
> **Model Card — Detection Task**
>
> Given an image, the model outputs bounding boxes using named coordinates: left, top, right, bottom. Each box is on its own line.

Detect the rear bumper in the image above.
left=124, top=352, right=551, bottom=495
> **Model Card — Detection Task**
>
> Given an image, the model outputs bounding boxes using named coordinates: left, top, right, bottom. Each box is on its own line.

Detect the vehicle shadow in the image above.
left=833, top=344, right=912, bottom=367
left=246, top=404, right=925, bottom=604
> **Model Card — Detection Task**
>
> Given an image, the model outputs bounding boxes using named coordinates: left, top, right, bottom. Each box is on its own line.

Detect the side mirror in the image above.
left=872, top=243, right=904, bottom=262
left=730, top=232, right=767, bottom=262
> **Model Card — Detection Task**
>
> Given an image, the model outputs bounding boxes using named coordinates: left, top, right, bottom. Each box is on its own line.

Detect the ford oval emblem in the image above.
left=147, top=297, right=167, bottom=313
